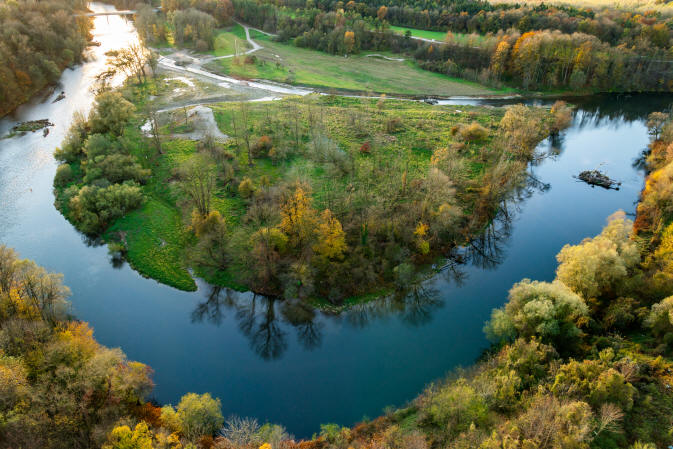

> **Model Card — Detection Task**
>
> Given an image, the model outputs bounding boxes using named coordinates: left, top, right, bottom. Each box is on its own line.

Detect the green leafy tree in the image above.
left=484, top=279, right=588, bottom=351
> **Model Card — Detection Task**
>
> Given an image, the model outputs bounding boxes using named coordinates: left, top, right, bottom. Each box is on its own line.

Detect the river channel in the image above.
left=0, top=3, right=670, bottom=438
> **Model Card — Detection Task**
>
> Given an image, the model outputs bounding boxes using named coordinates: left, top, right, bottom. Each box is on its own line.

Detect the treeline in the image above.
left=134, top=0, right=233, bottom=51
left=0, top=245, right=298, bottom=449
left=0, top=0, right=90, bottom=117
left=251, top=0, right=673, bottom=50
left=228, top=0, right=673, bottom=92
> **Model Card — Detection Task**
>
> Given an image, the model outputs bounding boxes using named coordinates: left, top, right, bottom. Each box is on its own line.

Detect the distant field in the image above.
left=489, top=0, right=673, bottom=14
left=208, top=33, right=499, bottom=96
left=388, top=25, right=489, bottom=46
left=389, top=25, right=447, bottom=41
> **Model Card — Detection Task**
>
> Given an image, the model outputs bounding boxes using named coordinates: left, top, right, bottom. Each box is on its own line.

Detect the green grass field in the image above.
left=389, top=25, right=448, bottom=41
left=211, top=23, right=251, bottom=57
left=207, top=33, right=500, bottom=97
left=389, top=25, right=489, bottom=46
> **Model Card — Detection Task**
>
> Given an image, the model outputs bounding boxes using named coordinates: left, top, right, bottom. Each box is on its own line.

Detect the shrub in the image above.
left=176, top=392, right=224, bottom=441
left=69, top=182, right=143, bottom=234
left=88, top=91, right=135, bottom=136
left=252, top=135, right=273, bottom=158
left=54, top=164, right=74, bottom=187
left=238, top=177, right=255, bottom=198
left=552, top=358, right=636, bottom=412
left=385, top=116, right=403, bottom=133
left=645, top=295, right=673, bottom=338
left=417, top=380, right=490, bottom=440
left=556, top=211, right=640, bottom=300
left=484, top=279, right=588, bottom=352
left=458, top=122, right=488, bottom=142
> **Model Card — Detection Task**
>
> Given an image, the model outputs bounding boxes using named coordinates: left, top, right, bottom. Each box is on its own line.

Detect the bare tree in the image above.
left=177, top=155, right=217, bottom=216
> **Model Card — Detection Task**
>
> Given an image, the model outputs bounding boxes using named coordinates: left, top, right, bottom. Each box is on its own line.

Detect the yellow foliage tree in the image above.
left=279, top=185, right=317, bottom=248
left=314, top=209, right=347, bottom=260
left=103, top=422, right=155, bottom=449
left=344, top=31, right=355, bottom=54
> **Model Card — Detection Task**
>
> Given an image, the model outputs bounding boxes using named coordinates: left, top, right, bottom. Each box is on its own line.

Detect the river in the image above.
left=0, top=3, right=671, bottom=439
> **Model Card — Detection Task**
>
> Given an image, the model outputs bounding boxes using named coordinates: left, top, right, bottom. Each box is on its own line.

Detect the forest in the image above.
left=222, top=0, right=673, bottom=92
left=124, top=0, right=673, bottom=93
left=0, top=0, right=91, bottom=117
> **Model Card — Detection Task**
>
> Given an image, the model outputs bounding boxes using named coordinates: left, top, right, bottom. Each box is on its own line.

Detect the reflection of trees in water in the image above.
left=189, top=152, right=556, bottom=361
left=463, top=163, right=550, bottom=270
left=343, top=283, right=444, bottom=329
left=191, top=287, right=321, bottom=360
left=565, top=93, right=673, bottom=130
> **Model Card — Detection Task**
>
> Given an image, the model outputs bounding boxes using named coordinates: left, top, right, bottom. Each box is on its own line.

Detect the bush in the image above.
left=88, top=91, right=135, bottom=136
left=484, top=279, right=588, bottom=352
left=176, top=392, right=224, bottom=441
left=556, top=211, right=640, bottom=300
left=238, top=177, right=255, bottom=198
left=417, top=380, right=490, bottom=440
left=645, top=295, right=673, bottom=338
left=385, top=116, right=403, bottom=133
left=54, top=164, right=74, bottom=187
left=69, top=182, right=144, bottom=234
left=251, top=135, right=273, bottom=158
left=458, top=122, right=488, bottom=142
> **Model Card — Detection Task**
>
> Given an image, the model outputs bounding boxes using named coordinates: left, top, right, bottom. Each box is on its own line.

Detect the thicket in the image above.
left=134, top=0, right=233, bottom=50
left=54, top=91, right=149, bottom=235
left=0, top=0, right=90, bottom=117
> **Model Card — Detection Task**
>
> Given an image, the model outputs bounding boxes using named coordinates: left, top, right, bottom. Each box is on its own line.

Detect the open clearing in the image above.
left=205, top=32, right=498, bottom=97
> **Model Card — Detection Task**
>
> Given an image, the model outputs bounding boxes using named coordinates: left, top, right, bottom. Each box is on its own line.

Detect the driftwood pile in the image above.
left=3, top=119, right=54, bottom=139
left=576, top=170, right=621, bottom=190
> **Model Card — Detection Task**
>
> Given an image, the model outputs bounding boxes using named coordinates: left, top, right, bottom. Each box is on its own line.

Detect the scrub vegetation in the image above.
left=53, top=75, right=568, bottom=301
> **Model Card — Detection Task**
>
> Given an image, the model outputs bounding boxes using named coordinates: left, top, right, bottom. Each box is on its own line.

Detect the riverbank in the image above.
left=0, top=0, right=93, bottom=118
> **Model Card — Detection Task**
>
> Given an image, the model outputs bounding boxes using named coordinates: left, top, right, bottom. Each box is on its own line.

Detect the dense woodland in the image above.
left=127, top=0, right=673, bottom=93
left=223, top=0, right=673, bottom=92
left=0, top=0, right=91, bottom=117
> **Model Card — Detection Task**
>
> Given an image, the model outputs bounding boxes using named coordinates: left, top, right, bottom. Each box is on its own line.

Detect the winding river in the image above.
left=1, top=4, right=672, bottom=438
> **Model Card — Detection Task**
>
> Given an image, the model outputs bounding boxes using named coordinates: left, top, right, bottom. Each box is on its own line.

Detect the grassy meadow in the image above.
left=206, top=32, right=499, bottom=97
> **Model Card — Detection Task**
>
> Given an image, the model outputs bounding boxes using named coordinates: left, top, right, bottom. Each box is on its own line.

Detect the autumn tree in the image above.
left=647, top=112, right=669, bottom=140
left=313, top=209, right=347, bottom=260
left=485, top=279, right=588, bottom=352
left=279, top=184, right=318, bottom=249
left=556, top=211, right=640, bottom=300
left=344, top=31, right=356, bottom=55
left=88, top=91, right=135, bottom=136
